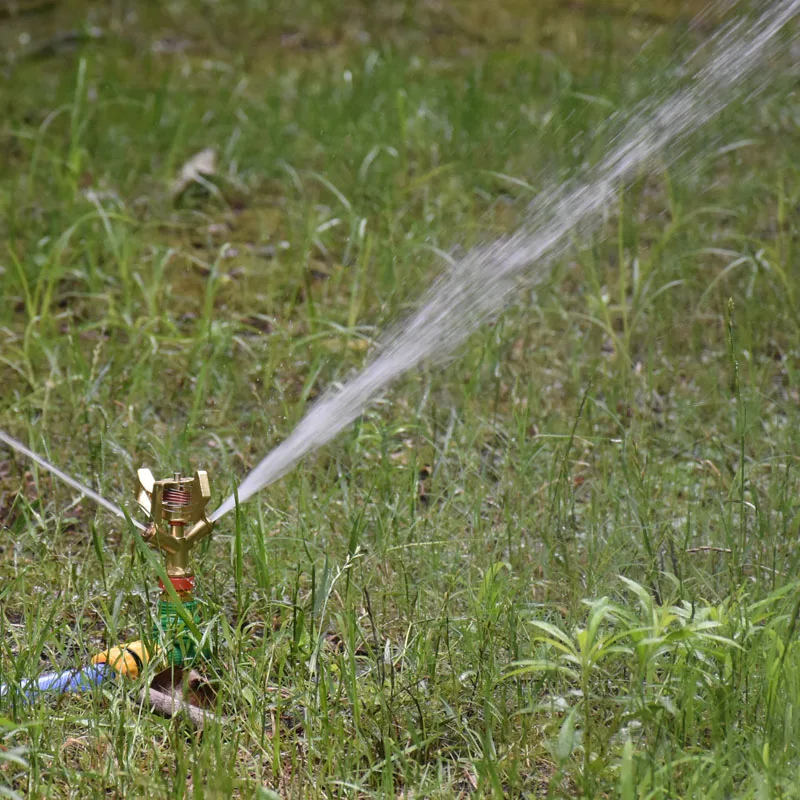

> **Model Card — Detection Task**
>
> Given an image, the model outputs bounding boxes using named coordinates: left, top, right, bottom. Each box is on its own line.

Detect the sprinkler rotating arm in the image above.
left=139, top=516, right=215, bottom=577
left=140, top=520, right=214, bottom=551
left=184, top=517, right=214, bottom=546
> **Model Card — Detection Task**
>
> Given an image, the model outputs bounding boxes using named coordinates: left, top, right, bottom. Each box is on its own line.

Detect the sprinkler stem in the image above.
left=156, top=574, right=203, bottom=667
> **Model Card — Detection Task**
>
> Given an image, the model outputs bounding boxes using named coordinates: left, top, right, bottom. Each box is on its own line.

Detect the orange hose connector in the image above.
left=91, top=641, right=154, bottom=679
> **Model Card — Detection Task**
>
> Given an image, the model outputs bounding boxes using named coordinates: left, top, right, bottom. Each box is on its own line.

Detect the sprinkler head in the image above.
left=137, top=469, right=216, bottom=666
left=136, top=469, right=214, bottom=579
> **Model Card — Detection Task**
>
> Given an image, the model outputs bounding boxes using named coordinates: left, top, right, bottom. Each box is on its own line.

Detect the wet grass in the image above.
left=2, top=0, right=800, bottom=797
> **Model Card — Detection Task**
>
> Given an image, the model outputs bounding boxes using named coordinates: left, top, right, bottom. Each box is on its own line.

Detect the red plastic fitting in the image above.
left=159, top=575, right=196, bottom=593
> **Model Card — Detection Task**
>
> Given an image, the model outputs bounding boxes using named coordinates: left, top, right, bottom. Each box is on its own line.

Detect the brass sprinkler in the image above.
left=136, top=469, right=215, bottom=580
left=137, top=469, right=216, bottom=666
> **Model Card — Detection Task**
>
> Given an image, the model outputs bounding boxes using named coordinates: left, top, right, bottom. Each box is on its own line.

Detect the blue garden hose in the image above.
left=0, top=641, right=153, bottom=702
left=0, top=663, right=112, bottom=702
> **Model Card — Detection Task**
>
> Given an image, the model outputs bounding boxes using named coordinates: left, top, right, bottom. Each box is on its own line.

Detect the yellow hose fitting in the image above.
left=92, top=641, right=154, bottom=679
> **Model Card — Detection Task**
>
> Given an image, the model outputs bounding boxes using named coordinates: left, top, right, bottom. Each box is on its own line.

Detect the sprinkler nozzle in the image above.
left=136, top=469, right=214, bottom=578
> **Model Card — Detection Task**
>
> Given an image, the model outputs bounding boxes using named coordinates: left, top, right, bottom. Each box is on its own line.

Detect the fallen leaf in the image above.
left=171, top=147, right=217, bottom=197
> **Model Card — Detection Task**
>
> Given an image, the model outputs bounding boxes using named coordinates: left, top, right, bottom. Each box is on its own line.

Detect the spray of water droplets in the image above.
left=0, top=3, right=796, bottom=528
left=0, top=430, right=147, bottom=531
left=210, top=0, right=800, bottom=522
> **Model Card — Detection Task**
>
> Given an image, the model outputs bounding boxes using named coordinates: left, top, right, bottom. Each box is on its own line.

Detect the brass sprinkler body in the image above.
left=137, top=469, right=215, bottom=579
left=137, top=469, right=215, bottom=666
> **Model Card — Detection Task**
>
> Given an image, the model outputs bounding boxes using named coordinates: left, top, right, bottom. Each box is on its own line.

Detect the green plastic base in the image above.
left=156, top=598, right=201, bottom=667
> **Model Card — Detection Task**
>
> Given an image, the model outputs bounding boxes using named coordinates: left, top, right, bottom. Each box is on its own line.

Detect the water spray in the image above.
left=0, top=430, right=146, bottom=532
left=208, top=0, right=800, bottom=523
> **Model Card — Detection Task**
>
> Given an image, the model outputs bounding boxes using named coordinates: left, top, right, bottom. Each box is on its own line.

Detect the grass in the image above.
left=1, top=0, right=800, bottom=796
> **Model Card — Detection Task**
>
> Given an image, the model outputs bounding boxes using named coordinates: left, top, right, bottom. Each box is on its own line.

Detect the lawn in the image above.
left=2, top=0, right=800, bottom=797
